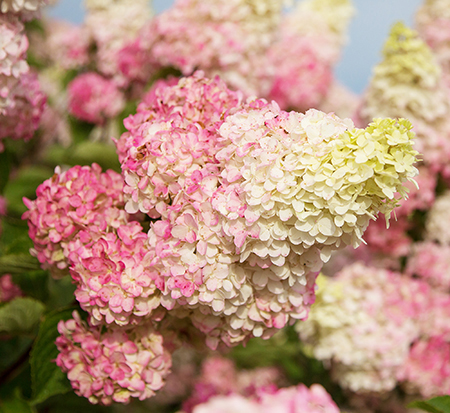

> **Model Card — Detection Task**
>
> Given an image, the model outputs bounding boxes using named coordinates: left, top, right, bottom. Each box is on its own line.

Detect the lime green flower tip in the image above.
left=332, top=117, right=419, bottom=223
left=378, top=21, right=440, bottom=86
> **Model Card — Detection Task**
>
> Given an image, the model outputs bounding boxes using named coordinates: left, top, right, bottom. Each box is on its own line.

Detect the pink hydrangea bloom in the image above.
left=358, top=214, right=412, bottom=258
left=67, top=72, right=125, bottom=124
left=416, top=0, right=450, bottom=74
left=0, top=274, right=22, bottom=302
left=22, top=164, right=128, bottom=277
left=259, top=384, right=340, bottom=413
left=84, top=0, right=152, bottom=83
left=0, top=14, right=28, bottom=78
left=399, top=336, right=450, bottom=398
left=183, top=356, right=280, bottom=413
left=117, top=71, right=246, bottom=217
left=191, top=394, right=260, bottom=413
left=55, top=311, right=172, bottom=405
left=190, top=384, right=340, bottom=413
left=70, top=223, right=165, bottom=327
left=406, top=241, right=450, bottom=290
left=266, top=35, right=333, bottom=111
left=149, top=0, right=284, bottom=95
left=0, top=70, right=46, bottom=144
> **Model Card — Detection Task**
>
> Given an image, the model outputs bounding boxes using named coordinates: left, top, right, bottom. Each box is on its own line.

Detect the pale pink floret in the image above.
left=55, top=311, right=172, bottom=405
left=70, top=223, right=165, bottom=327
left=67, top=72, right=125, bottom=124
left=0, top=70, right=46, bottom=143
left=22, top=164, right=128, bottom=277
left=0, top=274, right=22, bottom=302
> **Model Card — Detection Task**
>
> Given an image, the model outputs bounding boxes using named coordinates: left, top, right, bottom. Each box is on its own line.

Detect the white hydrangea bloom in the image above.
left=297, top=266, right=422, bottom=393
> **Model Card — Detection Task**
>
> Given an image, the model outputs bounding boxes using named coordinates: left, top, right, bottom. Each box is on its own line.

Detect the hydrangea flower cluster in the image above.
left=117, top=71, right=245, bottom=217
left=188, top=383, right=340, bottom=413
left=84, top=0, right=153, bottom=82
left=43, top=19, right=90, bottom=70
left=55, top=311, right=172, bottom=405
left=147, top=0, right=285, bottom=95
left=22, top=164, right=128, bottom=278
left=297, top=264, right=450, bottom=396
left=182, top=356, right=280, bottom=413
left=406, top=241, right=450, bottom=290
left=23, top=68, right=422, bottom=404
left=0, top=6, right=46, bottom=149
left=114, top=72, right=419, bottom=349
left=416, top=0, right=450, bottom=75
left=67, top=72, right=125, bottom=125
left=358, top=22, right=450, bottom=177
left=266, top=0, right=354, bottom=111
left=70, top=223, right=164, bottom=327
left=399, top=336, right=450, bottom=398
left=0, top=274, right=22, bottom=302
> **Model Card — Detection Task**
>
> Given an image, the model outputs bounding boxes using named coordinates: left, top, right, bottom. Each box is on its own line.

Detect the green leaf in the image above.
left=0, top=149, right=12, bottom=194
left=0, top=388, right=36, bottom=413
left=30, top=308, right=75, bottom=405
left=12, top=271, right=49, bottom=303
left=69, top=141, right=121, bottom=172
left=3, top=166, right=53, bottom=216
left=408, top=396, right=450, bottom=413
left=0, top=298, right=45, bottom=335
left=0, top=254, right=41, bottom=275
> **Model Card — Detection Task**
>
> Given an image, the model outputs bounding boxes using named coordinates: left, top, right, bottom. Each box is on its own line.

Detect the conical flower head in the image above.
left=359, top=22, right=450, bottom=174
left=379, top=22, right=440, bottom=88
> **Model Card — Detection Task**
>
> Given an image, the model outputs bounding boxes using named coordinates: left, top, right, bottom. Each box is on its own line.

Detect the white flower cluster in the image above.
left=297, top=265, right=422, bottom=393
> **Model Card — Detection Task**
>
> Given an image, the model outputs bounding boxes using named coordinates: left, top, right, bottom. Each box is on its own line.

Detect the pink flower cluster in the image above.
left=55, top=311, right=172, bottom=405
left=22, top=164, right=127, bottom=277
left=399, top=336, right=450, bottom=398
left=0, top=274, right=22, bottom=302
left=406, top=241, right=450, bottom=290
left=182, top=356, right=280, bottom=413
left=0, top=10, right=46, bottom=150
left=189, top=383, right=340, bottom=413
left=71, top=223, right=164, bottom=327
left=67, top=72, right=125, bottom=125
left=44, top=20, right=90, bottom=70
left=117, top=71, right=245, bottom=217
